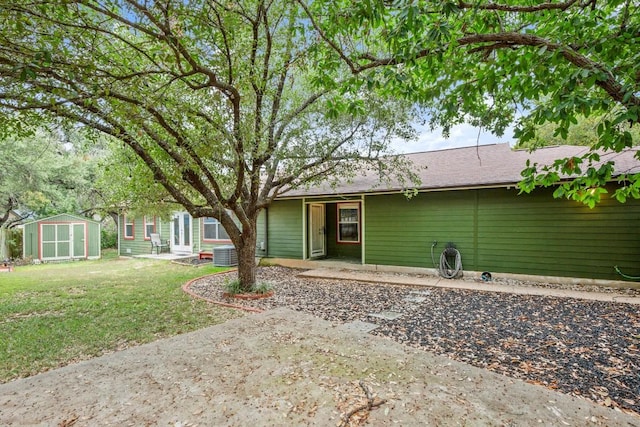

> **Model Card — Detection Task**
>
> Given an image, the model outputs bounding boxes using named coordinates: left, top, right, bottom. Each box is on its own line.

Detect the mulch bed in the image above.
left=188, top=266, right=640, bottom=417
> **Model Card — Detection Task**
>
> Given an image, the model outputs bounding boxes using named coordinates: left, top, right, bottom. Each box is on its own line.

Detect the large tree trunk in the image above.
left=235, top=219, right=258, bottom=293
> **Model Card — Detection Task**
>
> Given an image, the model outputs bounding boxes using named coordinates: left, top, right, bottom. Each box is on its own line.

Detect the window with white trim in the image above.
left=203, top=217, right=230, bottom=241
left=123, top=215, right=134, bottom=239
left=337, top=203, right=360, bottom=243
left=144, top=216, right=156, bottom=240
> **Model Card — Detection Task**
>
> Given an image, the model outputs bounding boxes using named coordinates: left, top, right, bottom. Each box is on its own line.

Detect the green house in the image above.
left=118, top=144, right=640, bottom=283
left=118, top=212, right=234, bottom=257
left=261, top=144, right=640, bottom=282
left=23, top=214, right=101, bottom=261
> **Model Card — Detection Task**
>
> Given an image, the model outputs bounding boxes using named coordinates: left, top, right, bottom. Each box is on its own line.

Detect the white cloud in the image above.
left=391, top=122, right=516, bottom=154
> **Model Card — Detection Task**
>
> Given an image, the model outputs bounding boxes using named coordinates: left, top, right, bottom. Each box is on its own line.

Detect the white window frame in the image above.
left=123, top=215, right=134, bottom=240
left=337, top=202, right=360, bottom=244
left=144, top=216, right=156, bottom=240
left=202, top=217, right=230, bottom=242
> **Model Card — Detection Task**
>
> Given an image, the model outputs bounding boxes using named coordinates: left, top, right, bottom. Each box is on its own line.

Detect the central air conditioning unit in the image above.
left=213, top=245, right=238, bottom=267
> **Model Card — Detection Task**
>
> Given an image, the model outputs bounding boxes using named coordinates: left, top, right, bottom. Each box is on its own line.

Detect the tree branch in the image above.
left=457, top=32, right=640, bottom=110
left=456, top=0, right=580, bottom=13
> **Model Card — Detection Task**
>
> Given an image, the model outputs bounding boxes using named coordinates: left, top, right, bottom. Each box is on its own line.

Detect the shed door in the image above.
left=41, top=223, right=70, bottom=260
left=41, top=223, right=85, bottom=260
left=73, top=224, right=86, bottom=258
left=41, top=224, right=58, bottom=259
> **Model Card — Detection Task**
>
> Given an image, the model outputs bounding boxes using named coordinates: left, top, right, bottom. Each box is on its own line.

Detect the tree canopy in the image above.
left=2, top=0, right=638, bottom=287
left=302, top=0, right=640, bottom=204
left=0, top=0, right=419, bottom=288
left=0, top=126, right=98, bottom=229
left=514, top=112, right=640, bottom=150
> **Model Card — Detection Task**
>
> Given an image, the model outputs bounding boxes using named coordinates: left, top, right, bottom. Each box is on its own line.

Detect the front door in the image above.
left=309, top=204, right=326, bottom=258
left=171, top=212, right=192, bottom=253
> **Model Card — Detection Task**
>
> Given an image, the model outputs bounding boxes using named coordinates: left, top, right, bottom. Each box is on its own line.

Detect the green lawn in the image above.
left=0, top=250, right=242, bottom=382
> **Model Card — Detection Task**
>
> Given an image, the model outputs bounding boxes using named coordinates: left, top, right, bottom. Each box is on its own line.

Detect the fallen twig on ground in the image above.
left=338, top=380, right=387, bottom=427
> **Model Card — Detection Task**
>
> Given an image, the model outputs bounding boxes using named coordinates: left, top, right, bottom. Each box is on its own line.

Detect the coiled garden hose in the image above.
left=439, top=247, right=463, bottom=279
left=431, top=241, right=463, bottom=279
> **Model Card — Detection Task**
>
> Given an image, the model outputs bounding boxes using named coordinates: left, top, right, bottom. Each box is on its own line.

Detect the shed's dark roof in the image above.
left=281, top=143, right=640, bottom=197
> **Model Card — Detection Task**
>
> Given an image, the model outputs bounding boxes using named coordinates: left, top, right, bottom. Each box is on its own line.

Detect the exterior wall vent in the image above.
left=213, top=245, right=238, bottom=267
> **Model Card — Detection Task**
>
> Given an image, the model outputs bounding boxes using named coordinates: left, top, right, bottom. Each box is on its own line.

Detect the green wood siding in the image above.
left=256, top=210, right=267, bottom=257
left=364, top=188, right=640, bottom=281
left=119, top=216, right=155, bottom=256
left=365, top=192, right=476, bottom=269
left=326, top=203, right=361, bottom=260
left=119, top=215, right=172, bottom=256
left=23, top=221, right=38, bottom=259
left=475, top=187, right=640, bottom=280
left=267, top=200, right=303, bottom=259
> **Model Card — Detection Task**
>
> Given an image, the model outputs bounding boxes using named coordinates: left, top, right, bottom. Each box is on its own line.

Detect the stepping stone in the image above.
left=403, top=296, right=427, bottom=303
left=368, top=311, right=404, bottom=321
left=410, top=290, right=432, bottom=296
left=339, top=320, right=379, bottom=333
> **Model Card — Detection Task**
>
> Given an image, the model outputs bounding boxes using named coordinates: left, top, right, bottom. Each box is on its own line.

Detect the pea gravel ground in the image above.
left=188, top=266, right=640, bottom=417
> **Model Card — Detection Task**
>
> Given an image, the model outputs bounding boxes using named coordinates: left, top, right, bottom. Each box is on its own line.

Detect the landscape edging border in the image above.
left=182, top=269, right=264, bottom=313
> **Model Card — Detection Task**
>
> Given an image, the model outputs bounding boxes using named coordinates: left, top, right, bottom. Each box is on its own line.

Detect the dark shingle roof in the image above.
left=281, top=143, right=640, bottom=198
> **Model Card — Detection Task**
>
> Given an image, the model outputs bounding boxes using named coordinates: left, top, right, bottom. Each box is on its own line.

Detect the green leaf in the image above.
left=614, top=190, right=627, bottom=203
left=552, top=185, right=565, bottom=198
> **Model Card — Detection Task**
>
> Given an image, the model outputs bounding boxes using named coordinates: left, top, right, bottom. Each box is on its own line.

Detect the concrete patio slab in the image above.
left=297, top=268, right=640, bottom=305
left=339, top=320, right=379, bottom=333
left=1, top=308, right=637, bottom=426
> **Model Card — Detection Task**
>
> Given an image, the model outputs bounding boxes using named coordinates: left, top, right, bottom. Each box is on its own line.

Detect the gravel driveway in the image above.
left=187, top=266, right=640, bottom=417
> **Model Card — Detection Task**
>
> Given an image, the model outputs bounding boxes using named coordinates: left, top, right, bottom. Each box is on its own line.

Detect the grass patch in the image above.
left=252, top=282, right=273, bottom=294
left=0, top=250, right=243, bottom=382
left=223, top=278, right=244, bottom=295
left=223, top=278, right=273, bottom=296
